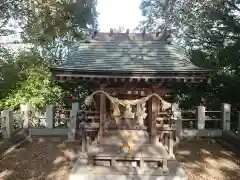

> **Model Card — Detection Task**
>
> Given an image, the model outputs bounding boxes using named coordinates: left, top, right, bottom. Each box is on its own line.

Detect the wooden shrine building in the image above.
left=51, top=29, right=209, bottom=173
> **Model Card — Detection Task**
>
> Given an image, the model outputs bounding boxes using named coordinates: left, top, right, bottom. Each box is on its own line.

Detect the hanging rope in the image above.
left=84, top=90, right=171, bottom=109
left=84, top=90, right=172, bottom=121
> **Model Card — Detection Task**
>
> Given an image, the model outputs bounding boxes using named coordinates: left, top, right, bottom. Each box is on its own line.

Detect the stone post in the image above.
left=171, top=103, right=179, bottom=112
left=1, top=110, right=13, bottom=139
left=174, top=111, right=182, bottom=143
left=221, top=103, right=231, bottom=131
left=20, top=104, right=31, bottom=129
left=68, top=102, right=79, bottom=141
left=46, top=105, right=54, bottom=128
left=197, top=106, right=205, bottom=130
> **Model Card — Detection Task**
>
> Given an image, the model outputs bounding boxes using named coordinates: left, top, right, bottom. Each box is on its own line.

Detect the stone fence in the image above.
left=0, top=103, right=239, bottom=141
left=174, top=103, right=239, bottom=141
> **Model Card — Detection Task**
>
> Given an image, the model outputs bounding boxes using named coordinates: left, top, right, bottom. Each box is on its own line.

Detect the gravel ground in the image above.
left=0, top=137, right=240, bottom=180
left=0, top=137, right=80, bottom=180
left=175, top=139, right=240, bottom=180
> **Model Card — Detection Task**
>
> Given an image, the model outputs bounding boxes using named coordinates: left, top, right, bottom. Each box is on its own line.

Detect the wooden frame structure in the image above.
left=51, top=30, right=209, bottom=173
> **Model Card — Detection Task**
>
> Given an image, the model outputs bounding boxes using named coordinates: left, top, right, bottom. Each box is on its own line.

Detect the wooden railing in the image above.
left=181, top=109, right=197, bottom=129
left=77, top=110, right=100, bottom=152
left=157, top=112, right=172, bottom=128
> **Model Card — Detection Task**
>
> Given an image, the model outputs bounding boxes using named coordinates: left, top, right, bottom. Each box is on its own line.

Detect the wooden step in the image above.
left=87, top=143, right=170, bottom=164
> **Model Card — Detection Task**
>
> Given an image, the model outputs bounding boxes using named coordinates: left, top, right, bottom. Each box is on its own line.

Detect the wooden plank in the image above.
left=84, top=115, right=100, bottom=120
left=115, top=156, right=141, bottom=161
left=84, top=123, right=100, bottom=129
left=156, top=117, right=169, bottom=121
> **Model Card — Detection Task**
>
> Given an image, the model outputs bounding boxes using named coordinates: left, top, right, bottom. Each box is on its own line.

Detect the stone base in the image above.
left=69, top=159, right=188, bottom=180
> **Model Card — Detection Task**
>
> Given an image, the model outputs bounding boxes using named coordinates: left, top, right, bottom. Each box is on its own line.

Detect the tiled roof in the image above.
left=53, top=33, right=207, bottom=73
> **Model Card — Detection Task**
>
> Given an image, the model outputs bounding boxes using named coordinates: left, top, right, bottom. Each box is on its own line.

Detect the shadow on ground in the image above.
left=1, top=137, right=240, bottom=180
left=0, top=137, right=80, bottom=180
left=175, top=139, right=240, bottom=180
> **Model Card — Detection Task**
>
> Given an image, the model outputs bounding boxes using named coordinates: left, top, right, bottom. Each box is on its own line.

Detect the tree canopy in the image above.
left=139, top=0, right=240, bottom=108
left=0, top=0, right=98, bottom=109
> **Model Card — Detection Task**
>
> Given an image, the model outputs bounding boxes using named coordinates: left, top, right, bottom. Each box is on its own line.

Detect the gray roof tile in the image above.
left=55, top=33, right=206, bottom=73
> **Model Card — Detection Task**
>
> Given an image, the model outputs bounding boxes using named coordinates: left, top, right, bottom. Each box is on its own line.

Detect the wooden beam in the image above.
left=55, top=73, right=206, bottom=80
left=55, top=74, right=206, bottom=83
left=147, top=98, right=152, bottom=133
left=151, top=88, right=159, bottom=145
left=99, top=84, right=106, bottom=143
left=55, top=74, right=206, bottom=86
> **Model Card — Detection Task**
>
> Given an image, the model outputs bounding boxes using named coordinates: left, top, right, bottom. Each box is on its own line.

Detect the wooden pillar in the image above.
left=99, top=84, right=106, bottom=142
left=147, top=98, right=152, bottom=133
left=151, top=88, right=159, bottom=145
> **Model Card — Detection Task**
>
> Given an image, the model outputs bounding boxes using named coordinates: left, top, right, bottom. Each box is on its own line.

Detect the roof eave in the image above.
left=50, top=67, right=212, bottom=76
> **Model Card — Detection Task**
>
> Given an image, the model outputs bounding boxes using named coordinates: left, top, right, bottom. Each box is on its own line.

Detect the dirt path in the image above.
left=175, top=139, right=240, bottom=180
left=0, top=137, right=80, bottom=180
left=0, top=137, right=240, bottom=180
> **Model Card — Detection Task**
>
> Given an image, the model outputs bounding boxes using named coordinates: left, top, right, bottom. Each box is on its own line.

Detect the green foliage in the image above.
left=1, top=69, right=62, bottom=109
left=0, top=0, right=97, bottom=42
left=139, top=0, right=240, bottom=109
left=0, top=46, right=21, bottom=100
left=0, top=48, right=63, bottom=109
left=0, top=0, right=97, bottom=110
